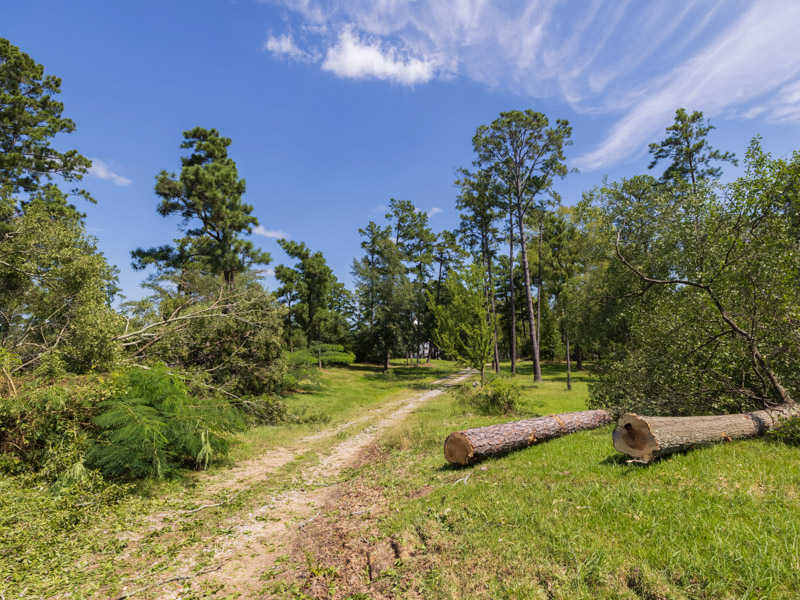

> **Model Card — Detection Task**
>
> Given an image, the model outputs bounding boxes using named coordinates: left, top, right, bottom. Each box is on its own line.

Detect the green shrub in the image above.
left=0, top=378, right=109, bottom=480
left=88, top=366, right=241, bottom=479
left=484, top=377, right=522, bottom=414
left=453, top=377, right=521, bottom=415
left=766, top=416, right=800, bottom=446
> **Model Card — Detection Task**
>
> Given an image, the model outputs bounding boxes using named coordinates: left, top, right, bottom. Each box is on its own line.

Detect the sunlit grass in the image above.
left=369, top=361, right=800, bottom=599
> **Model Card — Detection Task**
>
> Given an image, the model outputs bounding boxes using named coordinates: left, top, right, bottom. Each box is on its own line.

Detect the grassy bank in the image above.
left=1, top=360, right=459, bottom=599
left=346, top=362, right=800, bottom=599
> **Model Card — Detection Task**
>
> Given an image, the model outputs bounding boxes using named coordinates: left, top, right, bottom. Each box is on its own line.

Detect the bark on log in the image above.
left=444, top=409, right=613, bottom=465
left=613, top=403, right=800, bottom=463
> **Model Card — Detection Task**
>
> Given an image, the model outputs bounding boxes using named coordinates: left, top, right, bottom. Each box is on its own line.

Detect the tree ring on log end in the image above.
left=444, top=432, right=474, bottom=465
left=613, top=414, right=657, bottom=462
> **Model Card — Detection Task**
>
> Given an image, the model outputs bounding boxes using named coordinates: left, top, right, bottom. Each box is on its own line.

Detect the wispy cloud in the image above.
left=264, top=32, right=320, bottom=62
left=427, top=207, right=443, bottom=218
left=89, top=158, right=131, bottom=186
left=254, top=226, right=289, bottom=239
left=263, top=0, right=800, bottom=169
left=575, top=1, right=800, bottom=171
left=322, top=27, right=438, bottom=85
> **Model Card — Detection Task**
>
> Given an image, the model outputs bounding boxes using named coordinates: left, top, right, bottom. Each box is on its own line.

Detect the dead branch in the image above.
left=179, top=487, right=249, bottom=515
left=113, top=563, right=224, bottom=600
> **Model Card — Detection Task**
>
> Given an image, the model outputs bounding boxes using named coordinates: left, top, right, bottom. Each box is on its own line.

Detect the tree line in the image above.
left=2, top=36, right=799, bottom=481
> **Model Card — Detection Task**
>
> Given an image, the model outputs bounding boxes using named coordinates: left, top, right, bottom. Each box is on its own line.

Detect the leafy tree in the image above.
left=352, top=221, right=414, bottom=369
left=590, top=140, right=800, bottom=416
left=385, top=199, right=436, bottom=364
left=648, top=108, right=737, bottom=188
left=430, top=230, right=466, bottom=359
left=274, top=239, right=351, bottom=350
left=473, top=110, right=572, bottom=381
left=429, top=264, right=496, bottom=386
left=132, top=127, right=270, bottom=286
left=1, top=190, right=122, bottom=374
left=455, top=168, right=502, bottom=372
left=547, top=207, right=586, bottom=389
left=0, top=38, right=91, bottom=196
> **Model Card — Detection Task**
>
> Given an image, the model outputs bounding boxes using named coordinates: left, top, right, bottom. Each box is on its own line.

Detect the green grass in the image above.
left=231, top=360, right=460, bottom=461
left=362, top=362, right=800, bottom=599
left=0, top=360, right=460, bottom=599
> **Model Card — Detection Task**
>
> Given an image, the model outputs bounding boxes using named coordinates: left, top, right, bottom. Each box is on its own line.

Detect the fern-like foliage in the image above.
left=88, top=366, right=240, bottom=479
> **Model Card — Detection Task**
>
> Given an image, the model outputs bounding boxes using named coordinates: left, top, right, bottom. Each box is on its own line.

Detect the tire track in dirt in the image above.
left=166, top=368, right=475, bottom=598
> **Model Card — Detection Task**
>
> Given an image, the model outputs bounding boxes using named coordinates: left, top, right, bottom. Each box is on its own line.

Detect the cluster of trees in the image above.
left=2, top=34, right=799, bottom=481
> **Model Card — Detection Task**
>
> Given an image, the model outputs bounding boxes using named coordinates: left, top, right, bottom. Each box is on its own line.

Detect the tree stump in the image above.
left=444, top=409, right=613, bottom=465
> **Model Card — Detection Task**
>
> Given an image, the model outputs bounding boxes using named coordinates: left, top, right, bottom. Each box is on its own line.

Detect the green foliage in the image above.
left=765, top=417, right=800, bottom=447
left=89, top=366, right=240, bottom=478
left=466, top=376, right=522, bottom=415
left=132, top=127, right=270, bottom=285
left=1, top=185, right=122, bottom=375
left=120, top=273, right=287, bottom=397
left=648, top=108, right=737, bottom=186
left=0, top=38, right=92, bottom=195
left=275, top=239, right=353, bottom=350
left=0, top=376, right=111, bottom=481
left=352, top=221, right=415, bottom=367
left=429, top=264, right=496, bottom=384
left=589, top=140, right=800, bottom=416
left=232, top=395, right=291, bottom=425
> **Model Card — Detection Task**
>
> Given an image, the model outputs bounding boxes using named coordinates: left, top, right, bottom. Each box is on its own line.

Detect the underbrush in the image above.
left=452, top=376, right=523, bottom=415
left=0, top=366, right=246, bottom=484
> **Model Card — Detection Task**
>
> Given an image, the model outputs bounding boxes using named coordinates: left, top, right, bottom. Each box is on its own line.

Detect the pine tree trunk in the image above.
left=565, top=324, right=571, bottom=391
left=487, top=250, right=500, bottom=374
left=509, top=210, right=516, bottom=375
left=444, top=409, right=612, bottom=465
left=576, top=344, right=583, bottom=371
left=516, top=206, right=542, bottom=382
left=536, top=221, right=542, bottom=352
left=613, top=402, right=799, bottom=463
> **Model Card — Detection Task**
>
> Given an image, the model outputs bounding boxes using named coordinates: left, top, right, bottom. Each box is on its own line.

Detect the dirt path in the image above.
left=135, top=368, right=474, bottom=599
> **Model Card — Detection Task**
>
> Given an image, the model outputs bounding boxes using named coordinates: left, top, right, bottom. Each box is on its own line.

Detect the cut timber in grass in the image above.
left=444, top=409, right=612, bottom=465
left=614, top=403, right=800, bottom=463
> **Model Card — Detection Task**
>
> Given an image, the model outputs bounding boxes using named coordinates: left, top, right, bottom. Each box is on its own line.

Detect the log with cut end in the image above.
left=444, top=409, right=613, bottom=465
left=613, top=403, right=800, bottom=463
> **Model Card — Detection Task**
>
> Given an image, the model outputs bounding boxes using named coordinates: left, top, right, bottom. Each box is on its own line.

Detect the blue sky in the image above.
left=5, top=0, right=800, bottom=300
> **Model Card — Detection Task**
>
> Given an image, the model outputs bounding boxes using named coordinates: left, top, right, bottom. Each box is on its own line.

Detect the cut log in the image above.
left=444, top=409, right=613, bottom=465
left=613, top=403, right=800, bottom=463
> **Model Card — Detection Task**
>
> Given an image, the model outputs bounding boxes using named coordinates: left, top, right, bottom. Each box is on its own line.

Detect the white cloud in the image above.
left=264, top=32, right=320, bottom=62
left=574, top=1, right=800, bottom=171
left=265, top=268, right=276, bottom=277
left=427, top=207, right=443, bottom=218
left=254, top=226, right=290, bottom=239
left=266, top=0, right=800, bottom=168
left=321, top=27, right=438, bottom=85
left=89, top=158, right=131, bottom=186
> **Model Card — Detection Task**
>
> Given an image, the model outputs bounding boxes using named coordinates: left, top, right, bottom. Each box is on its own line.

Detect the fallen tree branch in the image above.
left=180, top=487, right=249, bottom=515
left=298, top=510, right=321, bottom=531
left=113, top=563, right=224, bottom=600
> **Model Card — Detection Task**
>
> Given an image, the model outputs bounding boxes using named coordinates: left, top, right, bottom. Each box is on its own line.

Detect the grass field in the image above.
left=340, top=362, right=800, bottom=599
